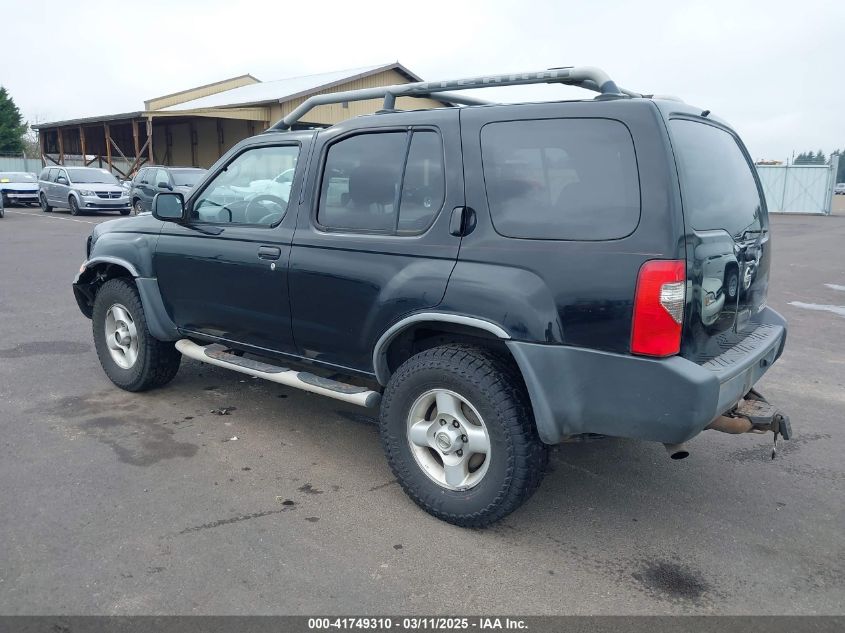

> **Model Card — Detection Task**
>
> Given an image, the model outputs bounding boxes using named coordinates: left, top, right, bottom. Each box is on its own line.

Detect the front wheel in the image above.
left=133, top=199, right=144, bottom=215
left=379, top=345, right=547, bottom=527
left=40, top=193, right=52, bottom=212
left=92, top=278, right=181, bottom=392
left=68, top=196, right=81, bottom=216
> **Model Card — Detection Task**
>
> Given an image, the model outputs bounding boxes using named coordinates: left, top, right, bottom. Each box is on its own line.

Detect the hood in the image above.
left=0, top=181, right=38, bottom=191
left=72, top=183, right=125, bottom=193
left=91, top=213, right=164, bottom=241
left=174, top=185, right=194, bottom=196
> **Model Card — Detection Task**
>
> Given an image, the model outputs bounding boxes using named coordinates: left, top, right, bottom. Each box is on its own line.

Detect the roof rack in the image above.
left=267, top=66, right=635, bottom=131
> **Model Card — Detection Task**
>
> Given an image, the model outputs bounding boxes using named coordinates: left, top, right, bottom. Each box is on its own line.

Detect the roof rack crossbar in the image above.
left=268, top=66, right=628, bottom=131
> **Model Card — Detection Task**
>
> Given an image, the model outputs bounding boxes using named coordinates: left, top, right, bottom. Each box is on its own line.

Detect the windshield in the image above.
left=0, top=172, right=36, bottom=183
left=66, top=168, right=119, bottom=185
left=171, top=169, right=204, bottom=187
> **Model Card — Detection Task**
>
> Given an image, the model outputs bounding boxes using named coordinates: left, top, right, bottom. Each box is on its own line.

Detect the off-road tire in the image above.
left=379, top=345, right=547, bottom=527
left=40, top=193, right=52, bottom=212
left=92, top=278, right=181, bottom=392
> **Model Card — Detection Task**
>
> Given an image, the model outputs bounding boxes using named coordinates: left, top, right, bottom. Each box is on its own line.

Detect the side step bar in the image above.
left=175, top=339, right=381, bottom=408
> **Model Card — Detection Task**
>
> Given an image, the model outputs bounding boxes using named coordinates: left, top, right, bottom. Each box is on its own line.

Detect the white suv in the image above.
left=835, top=183, right=845, bottom=195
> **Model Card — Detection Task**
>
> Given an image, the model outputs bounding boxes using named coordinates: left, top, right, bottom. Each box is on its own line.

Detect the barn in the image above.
left=33, top=63, right=448, bottom=179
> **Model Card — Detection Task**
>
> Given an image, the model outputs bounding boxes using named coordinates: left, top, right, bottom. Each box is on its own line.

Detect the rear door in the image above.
left=288, top=109, right=463, bottom=374
left=668, top=117, right=770, bottom=362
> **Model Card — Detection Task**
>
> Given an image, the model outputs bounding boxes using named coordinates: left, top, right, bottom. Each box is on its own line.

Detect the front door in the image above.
left=288, top=109, right=464, bottom=375
left=153, top=136, right=311, bottom=355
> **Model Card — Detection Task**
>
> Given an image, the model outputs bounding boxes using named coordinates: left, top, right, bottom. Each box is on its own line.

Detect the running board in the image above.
left=175, top=339, right=381, bottom=408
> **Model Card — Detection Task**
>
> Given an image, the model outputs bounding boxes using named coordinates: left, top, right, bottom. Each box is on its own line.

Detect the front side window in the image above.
left=191, top=145, right=300, bottom=226
left=318, top=130, right=445, bottom=233
left=669, top=119, right=764, bottom=239
left=480, top=118, right=640, bottom=240
left=154, top=169, right=170, bottom=188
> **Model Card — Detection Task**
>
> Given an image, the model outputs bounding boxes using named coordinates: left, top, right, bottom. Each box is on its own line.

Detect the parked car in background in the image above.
left=0, top=172, right=39, bottom=207
left=38, top=166, right=130, bottom=215
left=835, top=183, right=845, bottom=195
left=130, top=166, right=206, bottom=214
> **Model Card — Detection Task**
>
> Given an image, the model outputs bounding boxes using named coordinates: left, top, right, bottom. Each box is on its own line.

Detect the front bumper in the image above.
left=80, top=195, right=130, bottom=210
left=507, top=307, right=787, bottom=445
left=3, top=192, right=39, bottom=203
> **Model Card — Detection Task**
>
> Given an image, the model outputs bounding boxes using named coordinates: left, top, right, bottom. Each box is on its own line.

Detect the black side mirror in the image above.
left=56, top=176, right=68, bottom=185
left=158, top=181, right=173, bottom=190
left=153, top=192, right=185, bottom=222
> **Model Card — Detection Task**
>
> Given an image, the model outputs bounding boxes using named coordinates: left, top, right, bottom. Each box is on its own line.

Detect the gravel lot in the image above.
left=0, top=206, right=843, bottom=615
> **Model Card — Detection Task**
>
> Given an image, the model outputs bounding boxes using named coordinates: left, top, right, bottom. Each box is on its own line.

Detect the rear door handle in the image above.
left=258, top=246, right=282, bottom=260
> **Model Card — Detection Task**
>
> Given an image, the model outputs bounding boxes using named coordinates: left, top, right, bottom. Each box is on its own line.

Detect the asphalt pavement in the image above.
left=0, top=206, right=843, bottom=615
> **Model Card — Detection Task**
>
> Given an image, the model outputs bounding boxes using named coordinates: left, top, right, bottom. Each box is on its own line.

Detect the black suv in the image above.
left=129, top=165, right=206, bottom=214
left=72, top=67, right=790, bottom=527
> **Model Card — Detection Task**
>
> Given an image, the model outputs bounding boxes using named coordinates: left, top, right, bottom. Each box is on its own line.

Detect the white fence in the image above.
left=756, top=157, right=839, bottom=215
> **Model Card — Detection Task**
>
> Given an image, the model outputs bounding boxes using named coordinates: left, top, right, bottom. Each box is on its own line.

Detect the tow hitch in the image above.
left=706, top=389, right=792, bottom=459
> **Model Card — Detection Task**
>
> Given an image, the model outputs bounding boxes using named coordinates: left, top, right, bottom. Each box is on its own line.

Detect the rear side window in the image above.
left=480, top=118, right=640, bottom=240
left=670, top=119, right=764, bottom=238
left=318, top=130, right=445, bottom=234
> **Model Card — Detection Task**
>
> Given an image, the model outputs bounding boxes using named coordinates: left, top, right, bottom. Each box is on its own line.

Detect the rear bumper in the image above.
left=508, top=307, right=787, bottom=445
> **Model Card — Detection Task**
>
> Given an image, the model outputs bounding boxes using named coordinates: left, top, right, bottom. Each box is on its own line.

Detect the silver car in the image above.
left=38, top=166, right=131, bottom=216
left=835, top=183, right=845, bottom=195
left=0, top=172, right=40, bottom=207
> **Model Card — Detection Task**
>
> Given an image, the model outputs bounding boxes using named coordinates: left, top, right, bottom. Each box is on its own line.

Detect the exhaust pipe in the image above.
left=664, top=443, right=690, bottom=460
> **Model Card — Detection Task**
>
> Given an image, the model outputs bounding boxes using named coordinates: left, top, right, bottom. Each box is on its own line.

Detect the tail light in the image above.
left=631, top=259, right=685, bottom=357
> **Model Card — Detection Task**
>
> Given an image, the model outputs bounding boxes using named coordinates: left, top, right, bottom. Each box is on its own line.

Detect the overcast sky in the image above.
left=3, top=0, right=842, bottom=160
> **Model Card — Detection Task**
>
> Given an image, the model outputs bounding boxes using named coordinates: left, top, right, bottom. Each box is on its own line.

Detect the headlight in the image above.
left=77, top=189, right=95, bottom=197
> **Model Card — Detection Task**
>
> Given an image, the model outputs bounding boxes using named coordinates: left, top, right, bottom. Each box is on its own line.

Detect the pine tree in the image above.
left=0, top=86, right=28, bottom=154
left=816, top=149, right=826, bottom=165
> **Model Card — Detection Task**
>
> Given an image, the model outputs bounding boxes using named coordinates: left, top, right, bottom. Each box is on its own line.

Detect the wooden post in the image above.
left=57, top=128, right=65, bottom=164
left=38, top=129, right=46, bottom=166
left=146, top=118, right=154, bottom=164
left=104, top=123, right=112, bottom=173
left=190, top=121, right=198, bottom=167
left=79, top=126, right=87, bottom=161
left=216, top=119, right=224, bottom=158
left=132, top=119, right=140, bottom=173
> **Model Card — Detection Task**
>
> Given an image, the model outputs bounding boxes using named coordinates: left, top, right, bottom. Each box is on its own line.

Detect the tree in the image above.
left=0, top=86, right=28, bottom=154
left=816, top=149, right=826, bottom=165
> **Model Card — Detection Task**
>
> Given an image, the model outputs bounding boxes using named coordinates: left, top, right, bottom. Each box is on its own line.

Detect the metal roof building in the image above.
left=33, top=63, right=448, bottom=178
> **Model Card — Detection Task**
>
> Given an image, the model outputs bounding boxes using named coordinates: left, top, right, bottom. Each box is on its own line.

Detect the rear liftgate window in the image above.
left=669, top=119, right=764, bottom=238
left=480, top=118, right=641, bottom=240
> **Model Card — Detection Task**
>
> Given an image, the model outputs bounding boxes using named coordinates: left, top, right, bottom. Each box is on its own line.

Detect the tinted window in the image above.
left=192, top=145, right=299, bottom=226
left=480, top=119, right=640, bottom=240
left=133, top=168, right=147, bottom=183
left=318, top=131, right=444, bottom=234
left=155, top=169, right=170, bottom=187
left=670, top=119, right=764, bottom=239
left=47, top=168, right=58, bottom=182
left=319, top=132, right=406, bottom=232
left=39, top=169, right=50, bottom=181
left=398, top=131, right=445, bottom=233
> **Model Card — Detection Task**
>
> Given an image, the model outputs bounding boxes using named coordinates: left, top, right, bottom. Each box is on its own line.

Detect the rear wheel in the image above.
left=68, top=196, right=81, bottom=216
left=379, top=345, right=547, bottom=527
left=92, top=278, right=181, bottom=392
left=40, top=193, right=52, bottom=212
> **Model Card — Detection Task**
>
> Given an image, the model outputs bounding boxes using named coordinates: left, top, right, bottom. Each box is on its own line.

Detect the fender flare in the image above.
left=75, top=257, right=179, bottom=341
left=372, top=312, right=510, bottom=385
